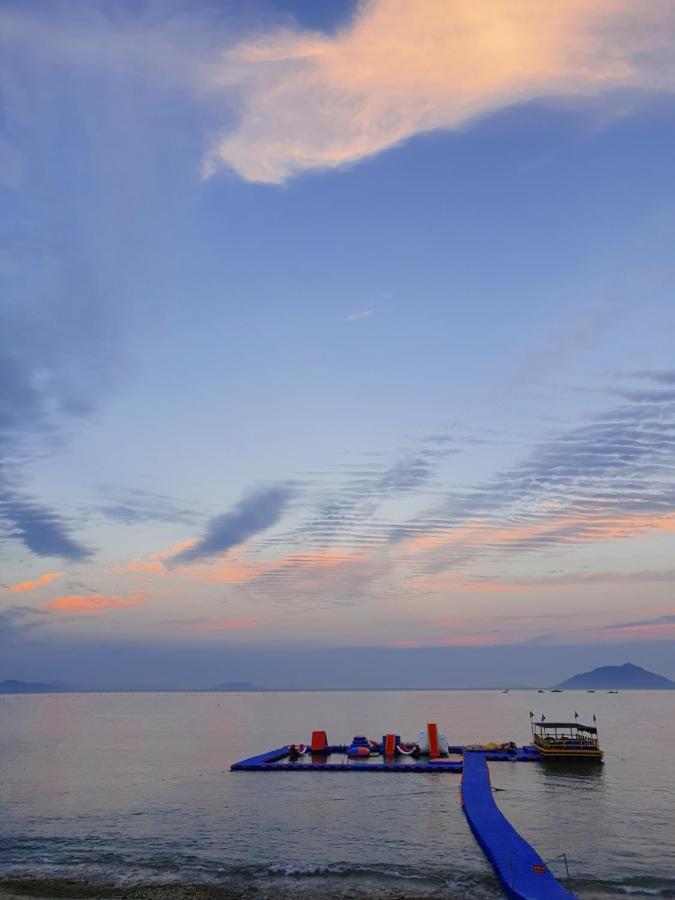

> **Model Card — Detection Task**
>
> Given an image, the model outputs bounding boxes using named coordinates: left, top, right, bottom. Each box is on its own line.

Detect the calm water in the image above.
left=1, top=690, right=674, bottom=899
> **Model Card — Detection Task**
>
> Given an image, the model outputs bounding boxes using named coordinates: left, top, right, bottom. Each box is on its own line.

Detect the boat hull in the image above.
left=533, top=743, right=603, bottom=761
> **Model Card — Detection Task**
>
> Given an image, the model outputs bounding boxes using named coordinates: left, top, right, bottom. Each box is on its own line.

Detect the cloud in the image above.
left=389, top=374, right=675, bottom=575
left=0, top=605, right=47, bottom=642
left=161, top=617, right=259, bottom=632
left=0, top=223, right=122, bottom=562
left=239, top=549, right=384, bottom=609
left=9, top=571, right=63, bottom=593
left=345, top=309, right=374, bottom=322
left=205, top=0, right=675, bottom=183
left=170, top=484, right=295, bottom=565
left=603, top=612, right=675, bottom=630
left=48, top=591, right=146, bottom=614
left=0, top=493, right=93, bottom=561
left=110, top=539, right=198, bottom=577
left=94, top=487, right=199, bottom=526
left=286, top=441, right=459, bottom=553
left=629, top=369, right=675, bottom=385
left=410, top=568, right=675, bottom=594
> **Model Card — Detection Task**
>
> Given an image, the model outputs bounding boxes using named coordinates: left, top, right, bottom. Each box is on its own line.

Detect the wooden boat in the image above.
left=531, top=721, right=603, bottom=760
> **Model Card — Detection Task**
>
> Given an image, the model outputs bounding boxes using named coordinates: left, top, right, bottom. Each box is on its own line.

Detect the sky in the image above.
left=1, top=0, right=675, bottom=689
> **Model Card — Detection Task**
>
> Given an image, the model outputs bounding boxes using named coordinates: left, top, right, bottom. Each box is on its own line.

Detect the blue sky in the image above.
left=2, top=0, right=675, bottom=687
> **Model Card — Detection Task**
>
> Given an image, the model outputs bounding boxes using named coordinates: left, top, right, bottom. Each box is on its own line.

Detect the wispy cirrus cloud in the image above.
left=94, top=487, right=199, bottom=527
left=282, top=440, right=461, bottom=554
left=409, top=568, right=675, bottom=594
left=345, top=309, right=374, bottom=322
left=205, top=0, right=675, bottom=183
left=390, top=375, right=675, bottom=577
left=602, top=612, right=675, bottom=631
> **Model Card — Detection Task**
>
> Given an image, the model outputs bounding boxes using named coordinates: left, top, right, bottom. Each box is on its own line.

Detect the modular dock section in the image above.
left=461, top=752, right=576, bottom=900
left=230, top=745, right=463, bottom=772
left=230, top=744, right=541, bottom=771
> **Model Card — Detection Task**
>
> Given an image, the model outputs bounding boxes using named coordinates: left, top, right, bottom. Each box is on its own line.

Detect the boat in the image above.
left=531, top=720, right=603, bottom=760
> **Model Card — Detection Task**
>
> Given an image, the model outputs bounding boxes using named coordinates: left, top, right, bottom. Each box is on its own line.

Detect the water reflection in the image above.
left=539, top=759, right=606, bottom=780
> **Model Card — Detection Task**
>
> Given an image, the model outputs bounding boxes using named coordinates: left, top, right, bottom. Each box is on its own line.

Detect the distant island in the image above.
left=0, top=679, right=68, bottom=694
left=555, top=662, right=674, bottom=690
left=208, top=681, right=264, bottom=692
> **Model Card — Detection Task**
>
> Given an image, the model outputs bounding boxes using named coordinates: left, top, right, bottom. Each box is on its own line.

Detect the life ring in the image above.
left=288, top=743, right=308, bottom=758
left=396, top=742, right=420, bottom=756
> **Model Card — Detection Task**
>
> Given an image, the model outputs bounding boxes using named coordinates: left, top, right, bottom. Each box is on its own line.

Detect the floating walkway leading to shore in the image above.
left=461, top=752, right=577, bottom=900
left=231, top=734, right=583, bottom=899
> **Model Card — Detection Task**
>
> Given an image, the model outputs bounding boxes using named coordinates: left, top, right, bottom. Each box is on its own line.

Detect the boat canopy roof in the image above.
left=535, top=721, right=597, bottom=734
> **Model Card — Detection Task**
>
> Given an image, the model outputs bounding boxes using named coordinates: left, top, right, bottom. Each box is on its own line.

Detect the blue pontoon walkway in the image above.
left=461, top=752, right=576, bottom=900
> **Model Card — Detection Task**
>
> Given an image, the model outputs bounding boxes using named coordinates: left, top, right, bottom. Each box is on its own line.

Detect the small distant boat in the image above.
left=502, top=689, right=509, bottom=693
left=551, top=689, right=563, bottom=692
left=586, top=690, right=595, bottom=693
left=608, top=690, right=618, bottom=694
left=537, top=689, right=544, bottom=693
left=531, top=720, right=603, bottom=761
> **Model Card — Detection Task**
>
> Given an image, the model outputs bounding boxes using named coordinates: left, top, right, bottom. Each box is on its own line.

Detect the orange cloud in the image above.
left=186, top=548, right=368, bottom=587
left=10, top=571, right=63, bottom=593
left=111, top=539, right=198, bottom=577
left=48, top=591, right=146, bottom=614
left=187, top=557, right=264, bottom=584
left=206, top=0, right=675, bottom=182
left=401, top=511, right=675, bottom=574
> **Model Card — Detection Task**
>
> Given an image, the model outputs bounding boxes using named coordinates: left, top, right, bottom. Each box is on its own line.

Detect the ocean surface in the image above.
left=1, top=690, right=674, bottom=899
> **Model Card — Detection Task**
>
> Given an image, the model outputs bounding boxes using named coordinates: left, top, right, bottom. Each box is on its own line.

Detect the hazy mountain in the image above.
left=0, top=679, right=68, bottom=694
left=555, top=663, right=674, bottom=690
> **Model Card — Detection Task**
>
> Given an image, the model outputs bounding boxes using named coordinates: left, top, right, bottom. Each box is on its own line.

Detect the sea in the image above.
left=1, top=689, right=674, bottom=899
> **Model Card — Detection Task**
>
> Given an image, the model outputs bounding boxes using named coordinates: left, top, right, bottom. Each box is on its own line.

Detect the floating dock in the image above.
left=231, top=724, right=584, bottom=899
left=230, top=744, right=464, bottom=772
left=461, top=752, right=576, bottom=900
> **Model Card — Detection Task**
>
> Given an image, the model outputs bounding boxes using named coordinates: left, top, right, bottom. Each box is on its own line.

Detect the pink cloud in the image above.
left=206, top=0, right=675, bottom=183
left=9, top=571, right=63, bottom=593
left=110, top=539, right=198, bottom=577
left=48, top=591, right=146, bottom=614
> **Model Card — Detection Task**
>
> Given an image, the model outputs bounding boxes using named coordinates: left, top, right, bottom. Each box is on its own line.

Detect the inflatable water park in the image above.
left=232, top=717, right=603, bottom=900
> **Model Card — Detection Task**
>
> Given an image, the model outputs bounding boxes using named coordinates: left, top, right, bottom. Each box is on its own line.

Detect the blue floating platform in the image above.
left=230, top=745, right=463, bottom=772
left=462, top=752, right=576, bottom=899
left=230, top=744, right=540, bottom=771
